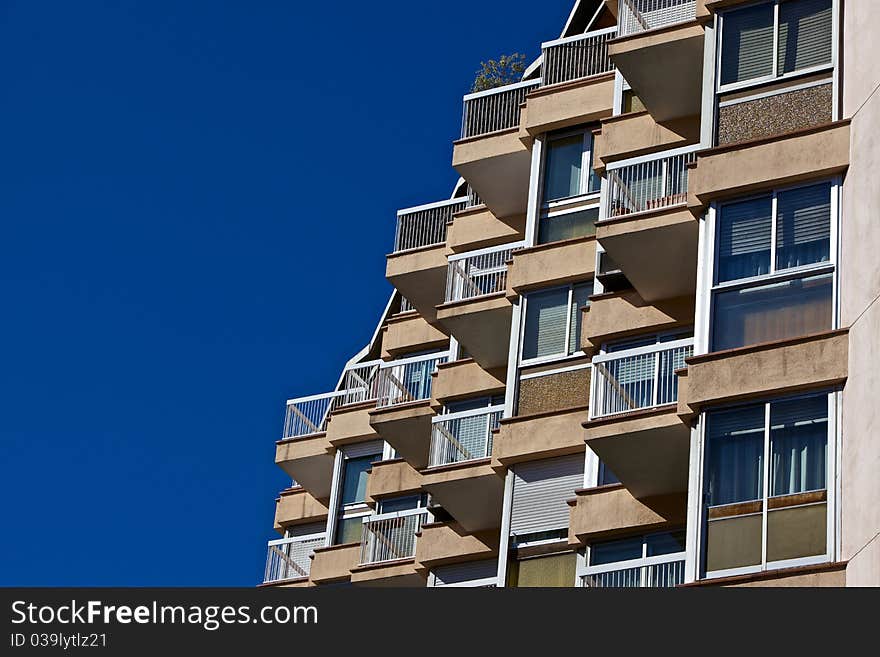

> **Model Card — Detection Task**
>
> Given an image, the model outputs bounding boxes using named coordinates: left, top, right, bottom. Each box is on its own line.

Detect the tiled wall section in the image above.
left=717, top=84, right=832, bottom=146
left=517, top=367, right=590, bottom=416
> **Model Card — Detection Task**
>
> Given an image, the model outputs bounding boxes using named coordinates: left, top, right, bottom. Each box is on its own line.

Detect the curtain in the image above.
left=776, top=182, right=831, bottom=270
left=770, top=394, right=828, bottom=496
left=707, top=405, right=765, bottom=506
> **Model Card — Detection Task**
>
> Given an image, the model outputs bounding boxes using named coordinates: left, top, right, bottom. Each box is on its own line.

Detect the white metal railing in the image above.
left=263, top=533, right=325, bottom=583
left=428, top=406, right=504, bottom=467
left=465, top=184, right=483, bottom=208
left=394, top=198, right=467, bottom=253
left=541, top=27, right=617, bottom=87
left=340, top=359, right=383, bottom=406
left=446, top=242, right=522, bottom=302
left=618, top=0, right=697, bottom=37
left=461, top=79, right=539, bottom=139
left=399, top=297, right=415, bottom=313
left=590, top=338, right=693, bottom=419
left=283, top=391, right=346, bottom=439
left=606, top=148, right=698, bottom=219
left=374, top=352, right=448, bottom=409
left=581, top=556, right=685, bottom=587
left=359, top=509, right=427, bottom=565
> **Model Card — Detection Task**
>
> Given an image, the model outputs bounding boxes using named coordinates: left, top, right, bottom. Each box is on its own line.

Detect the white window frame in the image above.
left=541, top=128, right=601, bottom=208
left=703, top=178, right=840, bottom=353
left=716, top=0, right=837, bottom=95
left=698, top=390, right=838, bottom=580
left=518, top=282, right=593, bottom=368
left=576, top=531, right=687, bottom=588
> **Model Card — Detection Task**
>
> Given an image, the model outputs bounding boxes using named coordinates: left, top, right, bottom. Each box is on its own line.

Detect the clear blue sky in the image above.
left=0, top=0, right=572, bottom=585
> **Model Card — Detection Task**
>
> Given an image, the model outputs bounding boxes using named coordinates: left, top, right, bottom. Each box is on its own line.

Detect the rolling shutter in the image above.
left=523, top=288, right=568, bottom=359
left=775, top=182, right=831, bottom=269
left=510, top=455, right=584, bottom=536
left=721, top=3, right=775, bottom=85
left=717, top=196, right=773, bottom=282
left=777, top=0, right=833, bottom=74
left=432, top=559, right=498, bottom=587
left=341, top=440, right=384, bottom=459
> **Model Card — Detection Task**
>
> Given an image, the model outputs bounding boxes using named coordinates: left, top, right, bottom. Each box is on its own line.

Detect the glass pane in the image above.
left=590, top=536, right=643, bottom=565
left=717, top=196, right=772, bottom=283
left=568, top=283, right=592, bottom=355
left=767, top=502, right=827, bottom=562
left=334, top=515, right=364, bottom=545
left=509, top=552, right=576, bottom=587
left=586, top=133, right=601, bottom=194
left=711, top=272, right=833, bottom=351
left=522, top=288, right=569, bottom=360
left=706, top=514, right=763, bottom=571
left=544, top=135, right=583, bottom=201
left=777, top=0, right=833, bottom=75
left=706, top=405, right=765, bottom=506
left=770, top=394, right=828, bottom=496
left=720, top=3, right=775, bottom=85
left=340, top=455, right=377, bottom=505
left=776, top=182, right=831, bottom=271
left=538, top=207, right=598, bottom=244
left=597, top=461, right=620, bottom=486
left=646, top=530, right=687, bottom=556
left=378, top=495, right=422, bottom=514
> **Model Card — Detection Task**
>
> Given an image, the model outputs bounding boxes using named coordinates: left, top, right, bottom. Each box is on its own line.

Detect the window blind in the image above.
left=432, top=559, right=497, bottom=586
left=776, top=182, right=831, bottom=270
left=720, top=3, right=775, bottom=85
left=777, top=0, right=833, bottom=75
left=717, top=196, right=773, bottom=282
left=510, top=455, right=584, bottom=535
left=523, top=288, right=569, bottom=359
left=568, top=283, right=592, bottom=355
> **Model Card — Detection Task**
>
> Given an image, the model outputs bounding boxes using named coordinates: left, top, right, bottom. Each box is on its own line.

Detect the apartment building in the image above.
left=262, top=0, right=878, bottom=588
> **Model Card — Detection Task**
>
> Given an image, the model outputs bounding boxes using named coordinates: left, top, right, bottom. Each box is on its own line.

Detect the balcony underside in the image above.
left=609, top=22, right=704, bottom=123
left=350, top=559, right=425, bottom=587
left=452, top=130, right=531, bottom=219
left=325, top=402, right=379, bottom=449
left=581, top=291, right=695, bottom=352
left=435, top=293, right=512, bottom=370
left=365, top=459, right=422, bottom=505
left=415, top=521, right=499, bottom=571
left=584, top=406, right=690, bottom=499
left=274, top=488, right=330, bottom=533
left=385, top=245, right=450, bottom=325
left=274, top=434, right=335, bottom=499
left=431, top=359, right=506, bottom=407
left=368, top=401, right=435, bottom=469
left=506, top=236, right=597, bottom=298
left=492, top=405, right=589, bottom=471
left=569, top=485, right=687, bottom=545
left=520, top=73, right=615, bottom=142
left=596, top=206, right=698, bottom=302
left=421, top=460, right=505, bottom=532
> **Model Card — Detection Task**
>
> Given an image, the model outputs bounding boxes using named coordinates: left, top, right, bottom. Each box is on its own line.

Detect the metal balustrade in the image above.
left=340, top=360, right=382, bottom=406
left=283, top=391, right=345, bottom=439
left=374, top=352, right=448, bottom=409
left=446, top=243, right=521, bottom=302
left=394, top=198, right=466, bottom=253
left=541, top=27, right=617, bottom=87
left=590, top=337, right=693, bottom=419
left=359, top=509, right=426, bottom=565
left=465, top=184, right=483, bottom=209
left=581, top=558, right=685, bottom=587
left=428, top=406, right=504, bottom=467
left=263, top=534, right=325, bottom=583
left=618, top=0, right=697, bottom=37
left=606, top=149, right=698, bottom=219
left=399, top=297, right=415, bottom=313
left=461, top=79, right=539, bottom=139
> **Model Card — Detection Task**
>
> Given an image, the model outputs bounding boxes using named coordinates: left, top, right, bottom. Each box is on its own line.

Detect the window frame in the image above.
left=578, top=530, right=687, bottom=588
left=698, top=390, right=837, bottom=580
left=716, top=0, right=837, bottom=95
left=519, top=281, right=593, bottom=367
left=706, top=178, right=839, bottom=353
left=332, top=449, right=383, bottom=545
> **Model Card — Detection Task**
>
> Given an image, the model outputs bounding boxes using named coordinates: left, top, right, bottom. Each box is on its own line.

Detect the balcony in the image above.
left=415, top=521, right=499, bottom=572
left=569, top=484, right=686, bottom=544
left=435, top=243, right=521, bottom=369
left=506, top=236, right=596, bottom=298
left=492, top=405, right=589, bottom=470
left=349, top=509, right=427, bottom=587
left=365, top=459, right=422, bottom=505
left=581, top=291, right=695, bottom=353
left=431, top=359, right=506, bottom=407
left=381, top=314, right=448, bottom=359
left=368, top=352, right=447, bottom=469
left=519, top=29, right=616, bottom=142
left=581, top=555, right=685, bottom=587
left=310, top=543, right=360, bottom=585
left=421, top=460, right=504, bottom=533
left=275, top=392, right=341, bottom=498
left=446, top=205, right=526, bottom=255
left=386, top=198, right=466, bottom=323
left=609, top=0, right=703, bottom=122
left=263, top=532, right=325, bottom=585
left=584, top=338, right=693, bottom=498
left=428, top=405, right=503, bottom=468
left=688, top=121, right=851, bottom=215
left=597, top=148, right=699, bottom=302
left=273, top=488, right=329, bottom=533
left=452, top=80, right=538, bottom=219
left=594, top=111, right=700, bottom=172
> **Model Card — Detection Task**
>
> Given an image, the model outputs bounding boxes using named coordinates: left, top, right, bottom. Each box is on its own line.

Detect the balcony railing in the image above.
left=263, top=533, right=325, bottom=583
left=461, top=79, right=539, bottom=139
left=340, top=359, right=382, bottom=406
left=359, top=509, right=427, bottom=565
left=374, top=352, right=448, bottom=409
left=428, top=405, right=504, bottom=467
left=283, top=391, right=346, bottom=439
left=541, top=27, right=617, bottom=87
left=618, top=0, right=697, bottom=38
left=446, top=242, right=522, bottom=302
left=589, top=337, right=693, bottom=419
left=581, top=556, right=685, bottom=587
left=605, top=148, right=698, bottom=219
left=394, top=198, right=467, bottom=253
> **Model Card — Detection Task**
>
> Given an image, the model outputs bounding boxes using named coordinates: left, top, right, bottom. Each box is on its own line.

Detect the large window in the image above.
left=581, top=531, right=686, bottom=588
left=333, top=449, right=382, bottom=545
left=703, top=392, right=831, bottom=577
left=508, top=551, right=577, bottom=588
left=539, top=130, right=601, bottom=245
left=719, top=0, right=833, bottom=89
left=521, top=283, right=592, bottom=363
left=710, top=181, right=835, bottom=352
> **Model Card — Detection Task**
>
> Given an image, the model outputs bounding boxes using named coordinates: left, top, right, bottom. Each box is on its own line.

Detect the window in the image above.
left=340, top=455, right=374, bottom=505
left=521, top=283, right=592, bottom=363
left=377, top=494, right=426, bottom=514
left=508, top=551, right=577, bottom=588
left=719, top=0, right=833, bottom=89
left=710, top=181, right=835, bottom=352
left=582, top=531, right=686, bottom=587
left=703, top=392, right=831, bottom=577
left=597, top=461, right=620, bottom=486
left=333, top=448, right=382, bottom=545
left=538, top=130, right=601, bottom=245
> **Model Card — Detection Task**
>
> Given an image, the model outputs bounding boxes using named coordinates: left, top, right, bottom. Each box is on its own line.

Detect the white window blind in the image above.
left=717, top=196, right=773, bottom=282
left=777, top=0, right=833, bottom=75
left=510, top=455, right=583, bottom=536
left=775, top=182, right=831, bottom=270
left=523, top=288, right=568, bottom=359
left=432, top=559, right=498, bottom=586
left=720, top=3, right=775, bottom=85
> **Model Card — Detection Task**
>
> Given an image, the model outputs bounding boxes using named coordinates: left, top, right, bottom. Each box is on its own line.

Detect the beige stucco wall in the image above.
left=325, top=403, right=378, bottom=447
left=310, top=543, right=360, bottom=584
left=381, top=313, right=448, bottom=359
left=365, top=459, right=422, bottom=503
left=492, top=405, right=588, bottom=467
left=506, top=236, right=596, bottom=297
left=274, top=489, right=329, bottom=532
left=416, top=522, right=498, bottom=569
left=596, top=112, right=699, bottom=170
left=582, top=292, right=694, bottom=350
left=521, top=73, right=614, bottom=138
left=432, top=359, right=506, bottom=405
left=569, top=486, right=686, bottom=544
left=447, top=206, right=525, bottom=254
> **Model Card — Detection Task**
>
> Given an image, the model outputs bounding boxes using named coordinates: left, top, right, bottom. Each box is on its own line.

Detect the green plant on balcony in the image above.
left=470, top=53, right=527, bottom=92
